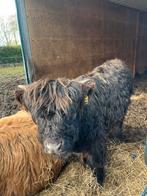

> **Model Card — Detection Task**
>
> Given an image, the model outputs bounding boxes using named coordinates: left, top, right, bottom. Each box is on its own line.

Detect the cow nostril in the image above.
left=57, top=141, right=63, bottom=150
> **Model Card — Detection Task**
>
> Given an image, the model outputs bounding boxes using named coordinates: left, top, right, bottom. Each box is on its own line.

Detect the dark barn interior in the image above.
left=16, top=0, right=147, bottom=82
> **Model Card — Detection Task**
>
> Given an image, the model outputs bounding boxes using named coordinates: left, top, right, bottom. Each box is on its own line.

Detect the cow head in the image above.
left=15, top=78, right=95, bottom=159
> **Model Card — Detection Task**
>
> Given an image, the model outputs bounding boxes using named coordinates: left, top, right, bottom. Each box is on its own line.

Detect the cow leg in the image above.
left=92, top=139, right=106, bottom=185
left=84, top=131, right=107, bottom=185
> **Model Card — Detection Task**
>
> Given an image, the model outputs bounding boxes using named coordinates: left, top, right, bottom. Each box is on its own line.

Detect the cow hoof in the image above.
left=94, top=168, right=105, bottom=186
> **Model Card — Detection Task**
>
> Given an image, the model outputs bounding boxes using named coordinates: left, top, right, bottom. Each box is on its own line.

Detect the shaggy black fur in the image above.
left=15, top=59, right=133, bottom=185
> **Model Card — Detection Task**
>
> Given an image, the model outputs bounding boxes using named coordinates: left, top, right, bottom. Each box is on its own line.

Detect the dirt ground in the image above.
left=0, top=68, right=147, bottom=196
left=0, top=66, right=25, bottom=118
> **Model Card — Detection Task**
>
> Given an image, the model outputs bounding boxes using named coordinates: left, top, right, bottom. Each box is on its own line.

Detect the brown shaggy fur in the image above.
left=0, top=111, right=64, bottom=196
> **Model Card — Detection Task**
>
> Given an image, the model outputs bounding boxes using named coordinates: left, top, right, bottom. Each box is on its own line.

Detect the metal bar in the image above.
left=15, top=0, right=33, bottom=83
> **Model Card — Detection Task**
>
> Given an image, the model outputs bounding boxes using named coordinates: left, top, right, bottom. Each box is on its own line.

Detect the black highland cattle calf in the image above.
left=15, top=59, right=133, bottom=185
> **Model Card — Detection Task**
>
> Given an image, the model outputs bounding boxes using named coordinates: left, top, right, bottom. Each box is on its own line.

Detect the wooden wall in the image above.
left=136, top=12, right=147, bottom=74
left=24, top=0, right=147, bottom=80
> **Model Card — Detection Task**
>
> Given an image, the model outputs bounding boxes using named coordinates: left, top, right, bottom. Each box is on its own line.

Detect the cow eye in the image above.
left=48, top=110, right=55, bottom=118
left=61, top=110, right=65, bottom=117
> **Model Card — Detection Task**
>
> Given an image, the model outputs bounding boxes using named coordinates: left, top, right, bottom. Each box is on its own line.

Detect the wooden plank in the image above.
left=136, top=12, right=147, bottom=74
left=133, top=11, right=140, bottom=77
left=24, top=0, right=141, bottom=80
left=110, top=0, right=147, bottom=12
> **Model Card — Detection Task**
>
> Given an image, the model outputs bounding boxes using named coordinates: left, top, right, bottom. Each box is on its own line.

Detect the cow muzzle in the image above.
left=43, top=139, right=64, bottom=155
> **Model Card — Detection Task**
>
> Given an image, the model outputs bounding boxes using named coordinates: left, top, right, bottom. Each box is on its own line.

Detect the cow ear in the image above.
left=81, top=79, right=96, bottom=96
left=15, top=85, right=26, bottom=104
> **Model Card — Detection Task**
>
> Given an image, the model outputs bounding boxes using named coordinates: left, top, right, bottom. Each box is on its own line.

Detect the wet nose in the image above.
left=43, top=140, right=63, bottom=154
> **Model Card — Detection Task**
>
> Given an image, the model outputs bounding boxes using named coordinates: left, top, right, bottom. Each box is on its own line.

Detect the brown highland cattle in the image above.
left=0, top=111, right=64, bottom=196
